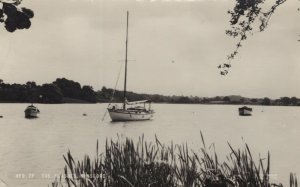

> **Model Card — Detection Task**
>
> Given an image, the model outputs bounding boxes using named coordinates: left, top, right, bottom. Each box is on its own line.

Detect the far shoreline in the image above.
left=1, top=78, right=299, bottom=107
left=1, top=101, right=299, bottom=107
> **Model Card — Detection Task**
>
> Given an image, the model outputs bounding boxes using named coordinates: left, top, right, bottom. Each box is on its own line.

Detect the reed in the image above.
left=51, top=132, right=297, bottom=187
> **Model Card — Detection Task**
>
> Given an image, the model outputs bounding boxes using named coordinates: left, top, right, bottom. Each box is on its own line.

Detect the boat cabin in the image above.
left=238, top=106, right=252, bottom=116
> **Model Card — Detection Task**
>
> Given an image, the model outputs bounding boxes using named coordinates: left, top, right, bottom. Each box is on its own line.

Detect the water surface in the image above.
left=0, top=103, right=299, bottom=186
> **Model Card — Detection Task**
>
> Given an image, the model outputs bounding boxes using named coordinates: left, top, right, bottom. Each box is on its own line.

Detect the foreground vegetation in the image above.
left=51, top=133, right=297, bottom=187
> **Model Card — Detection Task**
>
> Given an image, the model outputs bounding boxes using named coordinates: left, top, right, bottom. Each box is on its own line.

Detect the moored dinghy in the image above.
left=25, top=104, right=40, bottom=118
left=238, top=106, right=252, bottom=116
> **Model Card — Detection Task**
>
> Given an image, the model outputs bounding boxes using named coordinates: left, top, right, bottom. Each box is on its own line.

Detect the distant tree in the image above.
left=0, top=79, right=3, bottom=99
left=251, top=98, right=257, bottom=103
left=97, top=86, right=114, bottom=102
left=0, top=0, right=34, bottom=32
left=214, top=96, right=221, bottom=101
left=53, top=78, right=82, bottom=99
left=150, top=94, right=164, bottom=103
left=291, top=97, right=298, bottom=105
left=5, top=83, right=27, bottom=102
left=193, top=96, right=201, bottom=103
left=81, top=85, right=97, bottom=103
left=219, top=0, right=292, bottom=75
left=25, top=81, right=37, bottom=89
left=262, top=97, right=271, bottom=105
left=25, top=81, right=39, bottom=102
left=223, top=96, right=230, bottom=102
left=178, top=96, right=191, bottom=103
left=280, top=97, right=291, bottom=105
left=39, top=84, right=63, bottom=103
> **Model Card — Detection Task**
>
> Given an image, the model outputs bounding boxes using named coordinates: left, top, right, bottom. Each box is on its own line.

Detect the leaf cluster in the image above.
left=0, top=1, right=34, bottom=32
left=219, top=0, right=287, bottom=76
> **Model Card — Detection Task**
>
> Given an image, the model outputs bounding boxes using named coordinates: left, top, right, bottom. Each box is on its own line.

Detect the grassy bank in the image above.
left=51, top=133, right=297, bottom=187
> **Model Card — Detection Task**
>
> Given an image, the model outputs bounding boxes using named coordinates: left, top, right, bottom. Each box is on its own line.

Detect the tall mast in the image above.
left=123, top=11, right=129, bottom=110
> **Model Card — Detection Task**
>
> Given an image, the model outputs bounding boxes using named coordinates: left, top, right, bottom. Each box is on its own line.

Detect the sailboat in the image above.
left=107, top=11, right=154, bottom=122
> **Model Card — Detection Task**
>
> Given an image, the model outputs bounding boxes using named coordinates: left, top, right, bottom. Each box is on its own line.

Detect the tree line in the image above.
left=0, top=78, right=96, bottom=103
left=99, top=87, right=300, bottom=106
left=0, top=78, right=299, bottom=106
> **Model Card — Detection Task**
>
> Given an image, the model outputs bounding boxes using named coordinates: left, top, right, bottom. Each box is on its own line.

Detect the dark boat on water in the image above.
left=25, top=104, right=40, bottom=118
left=239, top=106, right=252, bottom=116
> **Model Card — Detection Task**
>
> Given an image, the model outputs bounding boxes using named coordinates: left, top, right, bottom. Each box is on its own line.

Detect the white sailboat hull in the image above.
left=108, top=110, right=154, bottom=122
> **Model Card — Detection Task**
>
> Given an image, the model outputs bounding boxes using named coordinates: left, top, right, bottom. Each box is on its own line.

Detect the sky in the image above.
left=0, top=0, right=299, bottom=99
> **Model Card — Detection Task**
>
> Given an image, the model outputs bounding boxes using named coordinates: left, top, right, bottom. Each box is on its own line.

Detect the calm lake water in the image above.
left=0, top=103, right=300, bottom=186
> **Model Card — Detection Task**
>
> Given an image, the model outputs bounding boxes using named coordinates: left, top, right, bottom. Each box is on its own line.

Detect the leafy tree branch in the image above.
left=0, top=0, right=34, bottom=32
left=219, top=0, right=289, bottom=75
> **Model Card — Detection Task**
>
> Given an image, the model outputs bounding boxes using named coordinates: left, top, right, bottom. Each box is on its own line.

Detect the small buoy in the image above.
left=0, top=178, right=8, bottom=187
left=83, top=113, right=87, bottom=116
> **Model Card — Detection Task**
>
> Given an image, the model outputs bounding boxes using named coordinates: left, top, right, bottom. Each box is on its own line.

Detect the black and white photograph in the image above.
left=0, top=0, right=300, bottom=186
